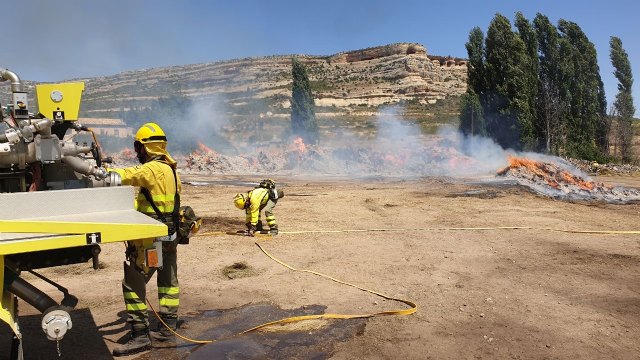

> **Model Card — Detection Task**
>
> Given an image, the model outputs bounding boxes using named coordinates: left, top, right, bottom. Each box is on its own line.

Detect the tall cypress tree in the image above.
left=533, top=13, right=564, bottom=154
left=514, top=12, right=539, bottom=150
left=464, top=13, right=608, bottom=159
left=460, top=27, right=486, bottom=136
left=484, top=13, right=531, bottom=149
left=610, top=36, right=636, bottom=162
left=459, top=91, right=485, bottom=137
left=558, top=20, right=605, bottom=159
left=593, top=43, right=609, bottom=156
left=291, top=57, right=319, bottom=144
left=466, top=27, right=485, bottom=97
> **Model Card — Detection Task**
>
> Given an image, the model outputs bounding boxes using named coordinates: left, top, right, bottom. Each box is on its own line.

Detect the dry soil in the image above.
left=2, top=174, right=640, bottom=359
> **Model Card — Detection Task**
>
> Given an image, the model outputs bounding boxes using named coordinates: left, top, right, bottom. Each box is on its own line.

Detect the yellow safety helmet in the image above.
left=135, top=122, right=167, bottom=144
left=233, top=193, right=248, bottom=210
left=259, top=179, right=275, bottom=189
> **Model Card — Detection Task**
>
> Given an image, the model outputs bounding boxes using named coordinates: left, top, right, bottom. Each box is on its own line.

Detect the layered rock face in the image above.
left=71, top=43, right=466, bottom=116
left=313, top=43, right=467, bottom=109
left=0, top=43, right=466, bottom=125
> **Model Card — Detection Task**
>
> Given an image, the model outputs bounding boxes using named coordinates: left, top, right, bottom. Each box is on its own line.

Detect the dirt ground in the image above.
left=2, top=174, right=640, bottom=359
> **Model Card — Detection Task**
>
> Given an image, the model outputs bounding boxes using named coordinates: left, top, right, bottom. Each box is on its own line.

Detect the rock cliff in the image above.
left=1, top=43, right=467, bottom=139
left=75, top=43, right=466, bottom=116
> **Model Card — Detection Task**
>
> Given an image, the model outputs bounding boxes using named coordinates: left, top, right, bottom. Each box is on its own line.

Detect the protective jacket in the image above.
left=245, top=187, right=273, bottom=226
left=111, top=157, right=181, bottom=218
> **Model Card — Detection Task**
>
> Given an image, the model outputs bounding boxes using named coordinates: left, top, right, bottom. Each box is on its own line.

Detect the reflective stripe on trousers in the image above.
left=123, top=240, right=180, bottom=330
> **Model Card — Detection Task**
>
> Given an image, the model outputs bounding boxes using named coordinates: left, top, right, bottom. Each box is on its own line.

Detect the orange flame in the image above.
left=499, top=156, right=596, bottom=191
left=289, top=137, right=307, bottom=154
left=384, top=153, right=407, bottom=166
left=197, top=142, right=217, bottom=155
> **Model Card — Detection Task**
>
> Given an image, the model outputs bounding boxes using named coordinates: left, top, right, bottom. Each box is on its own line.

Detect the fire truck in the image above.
left=0, top=69, right=166, bottom=359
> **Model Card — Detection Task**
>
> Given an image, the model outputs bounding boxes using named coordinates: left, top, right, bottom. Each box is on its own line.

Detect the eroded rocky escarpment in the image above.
left=313, top=43, right=467, bottom=108
left=70, top=43, right=466, bottom=116
left=0, top=43, right=466, bottom=126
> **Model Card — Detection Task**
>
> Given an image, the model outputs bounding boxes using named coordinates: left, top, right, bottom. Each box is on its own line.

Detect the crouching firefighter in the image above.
left=109, top=123, right=183, bottom=356
left=234, top=179, right=284, bottom=236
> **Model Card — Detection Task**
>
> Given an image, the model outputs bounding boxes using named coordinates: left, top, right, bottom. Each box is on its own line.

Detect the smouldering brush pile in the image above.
left=107, top=148, right=138, bottom=168
left=180, top=138, right=481, bottom=176
left=106, top=140, right=640, bottom=204
left=497, top=156, right=640, bottom=203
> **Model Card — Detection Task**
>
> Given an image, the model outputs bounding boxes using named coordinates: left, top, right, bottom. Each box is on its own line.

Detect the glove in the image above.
left=269, top=228, right=278, bottom=236
left=246, top=223, right=257, bottom=237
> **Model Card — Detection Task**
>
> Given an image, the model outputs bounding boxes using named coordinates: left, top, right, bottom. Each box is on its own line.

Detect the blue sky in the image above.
left=4, top=0, right=639, bottom=115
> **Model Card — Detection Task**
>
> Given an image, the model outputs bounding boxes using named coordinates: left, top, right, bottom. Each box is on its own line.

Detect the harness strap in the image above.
left=140, top=161, right=180, bottom=235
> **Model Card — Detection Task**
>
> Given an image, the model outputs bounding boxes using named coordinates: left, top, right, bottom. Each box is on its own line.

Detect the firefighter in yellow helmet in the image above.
left=234, top=179, right=284, bottom=236
left=110, top=123, right=182, bottom=356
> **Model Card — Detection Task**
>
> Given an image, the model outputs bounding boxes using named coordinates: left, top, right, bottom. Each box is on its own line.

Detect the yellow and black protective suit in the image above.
left=245, top=187, right=277, bottom=233
left=110, top=140, right=181, bottom=333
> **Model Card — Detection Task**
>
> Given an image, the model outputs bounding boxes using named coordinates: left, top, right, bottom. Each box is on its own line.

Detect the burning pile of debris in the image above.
left=497, top=156, right=640, bottom=203
left=107, top=147, right=138, bottom=168
left=106, top=134, right=640, bottom=204
left=184, top=140, right=352, bottom=174
left=185, top=142, right=286, bottom=173
left=182, top=137, right=482, bottom=176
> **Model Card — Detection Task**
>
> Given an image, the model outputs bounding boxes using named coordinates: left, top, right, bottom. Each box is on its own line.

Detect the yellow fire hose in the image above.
left=149, top=224, right=640, bottom=345
left=197, top=226, right=640, bottom=237
left=147, top=240, right=416, bottom=344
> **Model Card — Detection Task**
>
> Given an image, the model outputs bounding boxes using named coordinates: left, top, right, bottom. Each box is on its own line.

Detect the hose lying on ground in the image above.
left=155, top=224, right=639, bottom=344
left=196, top=226, right=640, bottom=238
left=147, top=240, right=416, bottom=344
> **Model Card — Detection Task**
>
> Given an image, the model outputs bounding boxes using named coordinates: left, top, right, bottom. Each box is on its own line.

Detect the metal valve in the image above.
left=41, top=308, right=72, bottom=341
left=4, top=128, right=20, bottom=144
left=94, top=167, right=108, bottom=180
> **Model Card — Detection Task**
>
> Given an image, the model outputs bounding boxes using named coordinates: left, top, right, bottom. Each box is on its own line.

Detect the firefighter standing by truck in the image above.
left=234, top=179, right=284, bottom=236
left=109, top=123, right=182, bottom=356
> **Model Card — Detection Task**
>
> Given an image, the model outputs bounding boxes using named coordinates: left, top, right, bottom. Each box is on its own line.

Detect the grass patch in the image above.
left=222, top=261, right=257, bottom=279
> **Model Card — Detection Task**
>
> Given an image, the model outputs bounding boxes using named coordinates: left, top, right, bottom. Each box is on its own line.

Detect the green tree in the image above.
left=460, top=27, right=486, bottom=136
left=483, top=13, right=532, bottom=149
left=291, top=57, right=319, bottom=144
left=514, top=12, right=539, bottom=151
left=465, top=27, right=485, bottom=97
left=610, top=36, right=636, bottom=162
left=595, top=75, right=608, bottom=155
left=459, top=90, right=485, bottom=136
left=464, top=13, right=608, bottom=159
left=533, top=13, right=564, bottom=154
left=557, top=20, right=606, bottom=159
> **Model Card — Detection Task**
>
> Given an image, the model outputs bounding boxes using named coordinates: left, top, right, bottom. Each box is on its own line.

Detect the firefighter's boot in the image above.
left=151, top=317, right=177, bottom=342
left=255, top=220, right=264, bottom=232
left=113, top=329, right=151, bottom=356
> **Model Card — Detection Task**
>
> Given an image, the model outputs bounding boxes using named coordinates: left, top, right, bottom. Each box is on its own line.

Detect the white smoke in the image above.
left=181, top=96, right=234, bottom=153
left=186, top=98, right=228, bottom=133
left=373, top=106, right=422, bottom=152
left=364, top=105, right=512, bottom=177
left=181, top=104, right=592, bottom=181
left=436, top=125, right=511, bottom=176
